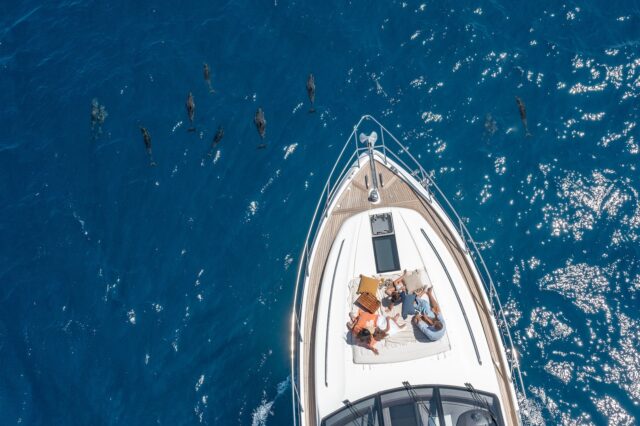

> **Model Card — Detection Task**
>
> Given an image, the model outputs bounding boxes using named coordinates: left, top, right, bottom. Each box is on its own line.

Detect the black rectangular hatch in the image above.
left=370, top=213, right=400, bottom=273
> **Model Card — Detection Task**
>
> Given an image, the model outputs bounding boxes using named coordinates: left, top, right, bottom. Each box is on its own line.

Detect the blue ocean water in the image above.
left=1, top=0, right=639, bottom=424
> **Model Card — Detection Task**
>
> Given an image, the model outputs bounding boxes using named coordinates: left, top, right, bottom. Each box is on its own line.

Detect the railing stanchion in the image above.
left=295, top=312, right=303, bottom=342
left=354, top=128, right=361, bottom=168
left=380, top=124, right=388, bottom=164
left=459, top=221, right=470, bottom=254
left=305, top=246, right=310, bottom=277
left=324, top=182, right=330, bottom=216
left=292, top=382, right=304, bottom=412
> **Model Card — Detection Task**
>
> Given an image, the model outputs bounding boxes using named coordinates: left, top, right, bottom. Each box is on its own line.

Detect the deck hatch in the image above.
left=370, top=213, right=394, bottom=235
left=370, top=213, right=400, bottom=273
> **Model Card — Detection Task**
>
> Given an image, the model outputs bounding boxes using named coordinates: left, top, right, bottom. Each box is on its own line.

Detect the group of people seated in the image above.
left=347, top=270, right=446, bottom=355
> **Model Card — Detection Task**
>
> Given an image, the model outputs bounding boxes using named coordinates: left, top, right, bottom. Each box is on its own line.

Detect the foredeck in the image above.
left=298, top=156, right=520, bottom=425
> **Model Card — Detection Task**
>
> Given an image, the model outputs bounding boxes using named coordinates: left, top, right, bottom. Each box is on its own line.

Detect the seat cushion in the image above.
left=356, top=292, right=381, bottom=314
left=357, top=274, right=380, bottom=295
left=353, top=329, right=451, bottom=364
left=404, top=268, right=429, bottom=294
left=352, top=310, right=378, bottom=334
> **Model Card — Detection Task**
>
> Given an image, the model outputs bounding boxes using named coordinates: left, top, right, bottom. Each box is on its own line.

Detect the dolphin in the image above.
left=207, top=125, right=224, bottom=157
left=203, top=63, right=215, bottom=93
left=484, top=113, right=497, bottom=137
left=257, top=143, right=267, bottom=149
left=186, top=92, right=196, bottom=132
left=139, top=127, right=157, bottom=166
left=515, top=96, right=532, bottom=137
left=90, top=98, right=108, bottom=139
left=254, top=107, right=266, bottom=139
left=306, top=74, right=316, bottom=113
left=213, top=125, right=224, bottom=145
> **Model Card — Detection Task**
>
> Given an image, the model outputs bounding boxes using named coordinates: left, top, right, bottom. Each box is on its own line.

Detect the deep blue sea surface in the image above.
left=1, top=0, right=639, bottom=424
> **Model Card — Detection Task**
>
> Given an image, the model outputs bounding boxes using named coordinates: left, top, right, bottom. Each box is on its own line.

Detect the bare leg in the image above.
left=422, top=314, right=434, bottom=326
left=426, top=288, right=440, bottom=314
left=346, top=311, right=359, bottom=330
left=391, top=313, right=406, bottom=329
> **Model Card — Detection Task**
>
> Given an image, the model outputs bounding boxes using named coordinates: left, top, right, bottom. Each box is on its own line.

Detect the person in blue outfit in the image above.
left=412, top=287, right=446, bottom=341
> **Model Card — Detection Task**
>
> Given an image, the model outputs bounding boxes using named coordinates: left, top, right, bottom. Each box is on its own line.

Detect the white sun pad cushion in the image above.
left=347, top=274, right=450, bottom=364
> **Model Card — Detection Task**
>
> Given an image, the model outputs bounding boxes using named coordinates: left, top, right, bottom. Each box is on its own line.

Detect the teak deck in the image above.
left=300, top=158, right=519, bottom=426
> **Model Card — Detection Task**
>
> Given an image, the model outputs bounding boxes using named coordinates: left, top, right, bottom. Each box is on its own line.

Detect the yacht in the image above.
left=290, top=116, right=525, bottom=426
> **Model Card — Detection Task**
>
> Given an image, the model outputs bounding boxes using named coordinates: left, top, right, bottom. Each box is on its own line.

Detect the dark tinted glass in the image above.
left=439, top=388, right=503, bottom=426
left=372, top=235, right=400, bottom=273
left=322, top=386, right=503, bottom=426
left=388, top=403, right=416, bottom=425
left=322, top=397, right=379, bottom=426
left=380, top=387, right=440, bottom=426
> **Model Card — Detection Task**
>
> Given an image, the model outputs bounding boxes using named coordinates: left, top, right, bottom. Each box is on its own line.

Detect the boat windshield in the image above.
left=321, top=385, right=504, bottom=426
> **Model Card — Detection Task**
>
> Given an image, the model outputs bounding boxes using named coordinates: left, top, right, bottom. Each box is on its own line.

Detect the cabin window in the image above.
left=321, top=385, right=504, bottom=426
left=380, top=387, right=440, bottom=426
left=322, top=396, right=379, bottom=426
left=439, top=387, right=502, bottom=426
left=371, top=213, right=400, bottom=273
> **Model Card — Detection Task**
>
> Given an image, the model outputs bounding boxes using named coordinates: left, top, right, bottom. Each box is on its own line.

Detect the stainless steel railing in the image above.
left=290, top=115, right=526, bottom=426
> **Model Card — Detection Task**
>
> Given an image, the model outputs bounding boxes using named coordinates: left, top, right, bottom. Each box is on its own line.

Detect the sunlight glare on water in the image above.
left=0, top=0, right=639, bottom=424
